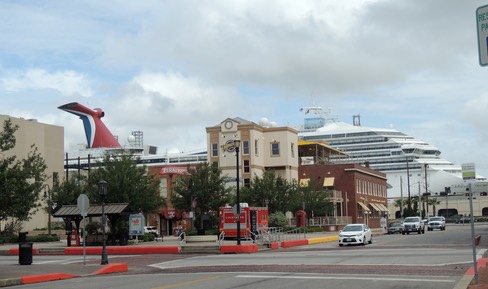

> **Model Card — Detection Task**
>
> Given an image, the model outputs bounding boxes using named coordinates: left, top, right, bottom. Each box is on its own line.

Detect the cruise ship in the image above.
left=298, top=107, right=488, bottom=199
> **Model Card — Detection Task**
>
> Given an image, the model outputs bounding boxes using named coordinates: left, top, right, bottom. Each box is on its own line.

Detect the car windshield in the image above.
left=390, top=223, right=401, bottom=227
left=343, top=225, right=363, bottom=232
left=429, top=217, right=442, bottom=221
left=404, top=217, right=419, bottom=222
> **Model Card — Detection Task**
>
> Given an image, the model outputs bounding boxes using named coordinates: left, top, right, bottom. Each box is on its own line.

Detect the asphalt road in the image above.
left=6, top=223, right=488, bottom=289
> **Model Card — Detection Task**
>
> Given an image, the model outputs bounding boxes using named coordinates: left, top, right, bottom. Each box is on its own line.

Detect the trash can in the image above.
left=19, top=242, right=33, bottom=265
left=18, top=232, right=28, bottom=243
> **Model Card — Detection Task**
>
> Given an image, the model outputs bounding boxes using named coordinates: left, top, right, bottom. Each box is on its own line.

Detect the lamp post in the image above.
left=98, top=180, right=109, bottom=265
left=43, top=185, right=52, bottom=236
left=233, top=139, right=241, bottom=245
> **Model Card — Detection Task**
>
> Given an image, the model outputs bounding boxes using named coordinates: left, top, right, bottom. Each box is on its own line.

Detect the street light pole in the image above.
left=98, top=180, right=109, bottom=265
left=233, top=139, right=241, bottom=246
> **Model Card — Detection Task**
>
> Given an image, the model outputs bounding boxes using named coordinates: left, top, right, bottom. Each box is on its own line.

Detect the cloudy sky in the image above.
left=1, top=1, right=488, bottom=177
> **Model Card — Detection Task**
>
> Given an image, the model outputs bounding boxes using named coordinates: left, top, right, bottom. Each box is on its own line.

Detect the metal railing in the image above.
left=178, top=232, right=186, bottom=246
left=218, top=231, right=225, bottom=246
left=289, top=216, right=351, bottom=227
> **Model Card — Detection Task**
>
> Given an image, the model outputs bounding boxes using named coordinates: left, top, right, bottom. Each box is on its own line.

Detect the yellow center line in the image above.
left=151, top=275, right=224, bottom=289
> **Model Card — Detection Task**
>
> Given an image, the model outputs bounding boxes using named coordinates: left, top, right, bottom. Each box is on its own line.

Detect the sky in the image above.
left=1, top=1, right=488, bottom=177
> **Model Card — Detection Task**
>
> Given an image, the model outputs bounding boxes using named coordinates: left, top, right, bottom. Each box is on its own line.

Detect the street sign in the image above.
left=477, top=4, right=488, bottom=66
left=77, top=194, right=89, bottom=217
left=462, top=162, right=476, bottom=180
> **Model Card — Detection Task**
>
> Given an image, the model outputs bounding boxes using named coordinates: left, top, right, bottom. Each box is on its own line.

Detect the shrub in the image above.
left=269, top=211, right=288, bottom=227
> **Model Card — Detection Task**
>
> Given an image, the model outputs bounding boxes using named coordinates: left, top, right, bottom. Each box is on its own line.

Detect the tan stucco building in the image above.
left=0, top=115, right=64, bottom=231
left=206, top=117, right=299, bottom=187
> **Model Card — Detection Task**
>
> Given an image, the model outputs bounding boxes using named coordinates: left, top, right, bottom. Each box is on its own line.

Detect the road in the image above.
left=8, top=223, right=488, bottom=289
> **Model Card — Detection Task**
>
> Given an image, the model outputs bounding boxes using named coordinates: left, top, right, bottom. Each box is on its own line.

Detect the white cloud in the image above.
left=1, top=69, right=93, bottom=98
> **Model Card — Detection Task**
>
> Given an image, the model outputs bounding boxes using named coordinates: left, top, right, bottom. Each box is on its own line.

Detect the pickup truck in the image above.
left=401, top=216, right=425, bottom=234
left=427, top=216, right=446, bottom=231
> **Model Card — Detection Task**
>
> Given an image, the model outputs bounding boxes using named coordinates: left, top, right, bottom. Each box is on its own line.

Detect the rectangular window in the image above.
left=212, top=143, right=218, bottom=157
left=244, top=160, right=250, bottom=173
left=254, top=139, right=259, bottom=156
left=271, top=142, right=280, bottom=156
left=159, top=178, right=168, bottom=198
left=291, top=143, right=295, bottom=158
left=244, top=178, right=251, bottom=188
left=243, top=141, right=249, bottom=155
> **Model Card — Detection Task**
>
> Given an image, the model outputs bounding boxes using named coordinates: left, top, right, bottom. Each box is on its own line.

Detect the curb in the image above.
left=453, top=258, right=487, bottom=289
left=220, top=244, right=259, bottom=254
left=0, top=263, right=128, bottom=287
left=91, top=263, right=129, bottom=275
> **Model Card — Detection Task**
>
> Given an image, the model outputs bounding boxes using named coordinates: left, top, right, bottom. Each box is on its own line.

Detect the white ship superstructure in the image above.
left=298, top=108, right=487, bottom=199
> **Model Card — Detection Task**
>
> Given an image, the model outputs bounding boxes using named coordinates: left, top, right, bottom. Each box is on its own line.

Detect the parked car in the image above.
left=144, top=226, right=159, bottom=236
left=427, top=216, right=446, bottom=231
left=456, top=216, right=474, bottom=224
left=401, top=216, right=425, bottom=234
left=388, top=222, right=403, bottom=234
left=338, top=223, right=372, bottom=246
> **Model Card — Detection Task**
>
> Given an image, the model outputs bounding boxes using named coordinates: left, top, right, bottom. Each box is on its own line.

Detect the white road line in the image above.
left=235, top=274, right=456, bottom=283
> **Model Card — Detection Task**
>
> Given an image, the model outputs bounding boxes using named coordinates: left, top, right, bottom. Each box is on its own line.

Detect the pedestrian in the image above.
left=177, top=223, right=183, bottom=240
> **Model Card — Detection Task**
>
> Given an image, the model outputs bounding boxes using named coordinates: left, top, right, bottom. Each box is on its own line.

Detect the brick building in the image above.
left=299, top=163, right=388, bottom=228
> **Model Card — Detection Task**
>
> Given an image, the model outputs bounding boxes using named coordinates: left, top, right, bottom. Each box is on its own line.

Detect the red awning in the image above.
left=159, top=209, right=183, bottom=220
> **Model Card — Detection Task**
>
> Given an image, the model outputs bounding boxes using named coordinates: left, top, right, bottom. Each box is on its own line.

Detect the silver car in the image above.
left=338, top=223, right=373, bottom=246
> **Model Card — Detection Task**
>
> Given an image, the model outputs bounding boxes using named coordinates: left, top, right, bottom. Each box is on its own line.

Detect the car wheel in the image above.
left=402, top=232, right=405, bottom=235
left=422, top=228, right=425, bottom=234
left=339, top=244, right=343, bottom=247
left=407, top=232, right=410, bottom=235
left=368, top=236, right=373, bottom=244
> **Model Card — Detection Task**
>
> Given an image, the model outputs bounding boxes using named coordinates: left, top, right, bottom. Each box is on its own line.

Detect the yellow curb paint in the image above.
left=307, top=236, right=338, bottom=245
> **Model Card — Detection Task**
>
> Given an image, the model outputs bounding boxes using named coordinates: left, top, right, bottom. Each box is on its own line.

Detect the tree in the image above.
left=427, top=197, right=441, bottom=216
left=87, top=153, right=164, bottom=214
left=171, top=163, right=231, bottom=230
left=298, top=179, right=334, bottom=217
left=0, top=118, right=47, bottom=223
left=240, top=170, right=300, bottom=214
left=53, top=152, right=164, bottom=238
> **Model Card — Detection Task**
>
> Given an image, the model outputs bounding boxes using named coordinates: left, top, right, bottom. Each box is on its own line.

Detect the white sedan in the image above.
left=338, top=223, right=373, bottom=246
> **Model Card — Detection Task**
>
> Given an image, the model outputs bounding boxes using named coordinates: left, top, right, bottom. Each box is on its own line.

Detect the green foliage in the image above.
left=88, top=153, right=164, bottom=214
left=171, top=163, right=231, bottom=229
left=299, top=179, right=334, bottom=217
left=139, top=233, right=155, bottom=242
left=240, top=170, right=334, bottom=217
left=85, top=222, right=101, bottom=235
left=26, top=235, right=60, bottom=242
left=0, top=119, right=47, bottom=222
left=268, top=211, right=288, bottom=227
left=240, top=170, right=300, bottom=213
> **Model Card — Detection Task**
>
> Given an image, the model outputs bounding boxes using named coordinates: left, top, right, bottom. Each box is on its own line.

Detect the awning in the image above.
left=52, top=203, right=133, bottom=218
left=158, top=209, right=183, bottom=220
left=323, top=177, right=335, bottom=187
left=377, top=203, right=389, bottom=211
left=300, top=178, right=310, bottom=187
left=369, top=203, right=381, bottom=211
left=357, top=202, right=370, bottom=211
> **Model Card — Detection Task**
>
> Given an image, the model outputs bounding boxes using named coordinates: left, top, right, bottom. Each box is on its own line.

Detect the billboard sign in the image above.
left=129, top=214, right=144, bottom=236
